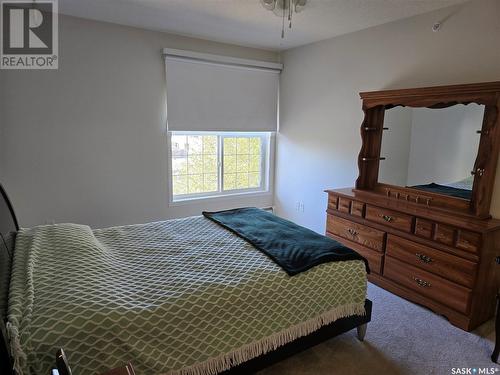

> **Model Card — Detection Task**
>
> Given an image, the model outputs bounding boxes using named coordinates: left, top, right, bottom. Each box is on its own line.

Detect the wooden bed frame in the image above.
left=0, top=183, right=372, bottom=374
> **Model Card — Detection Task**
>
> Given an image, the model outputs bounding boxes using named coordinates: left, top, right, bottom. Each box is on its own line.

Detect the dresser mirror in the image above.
left=355, top=81, right=500, bottom=217
left=378, top=104, right=485, bottom=201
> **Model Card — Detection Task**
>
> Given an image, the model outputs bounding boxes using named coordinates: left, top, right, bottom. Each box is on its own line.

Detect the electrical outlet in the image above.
left=295, top=201, right=305, bottom=212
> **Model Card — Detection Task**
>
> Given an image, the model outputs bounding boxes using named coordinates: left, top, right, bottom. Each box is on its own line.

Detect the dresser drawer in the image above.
left=456, top=230, right=481, bottom=253
left=354, top=245, right=383, bottom=274
left=415, top=218, right=433, bottom=239
left=365, top=205, right=413, bottom=232
left=326, top=215, right=385, bottom=252
left=328, top=194, right=364, bottom=218
left=338, top=197, right=351, bottom=214
left=434, top=223, right=455, bottom=246
left=326, top=233, right=383, bottom=274
left=328, top=195, right=339, bottom=210
left=384, top=256, right=472, bottom=314
left=350, top=201, right=365, bottom=218
left=386, top=235, right=477, bottom=288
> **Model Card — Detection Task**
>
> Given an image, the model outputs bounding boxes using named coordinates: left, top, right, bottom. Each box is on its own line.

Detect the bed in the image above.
left=0, top=184, right=371, bottom=375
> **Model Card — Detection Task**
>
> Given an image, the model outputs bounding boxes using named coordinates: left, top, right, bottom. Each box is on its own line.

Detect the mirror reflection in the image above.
left=378, top=104, right=485, bottom=200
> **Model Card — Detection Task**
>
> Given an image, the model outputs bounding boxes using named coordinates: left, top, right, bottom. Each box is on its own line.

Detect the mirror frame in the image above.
left=355, top=81, right=500, bottom=218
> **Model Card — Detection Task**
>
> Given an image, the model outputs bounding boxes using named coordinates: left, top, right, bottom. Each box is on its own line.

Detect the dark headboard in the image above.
left=0, top=184, right=19, bottom=374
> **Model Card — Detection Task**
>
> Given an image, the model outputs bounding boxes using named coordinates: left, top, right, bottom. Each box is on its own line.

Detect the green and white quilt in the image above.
left=7, top=216, right=367, bottom=375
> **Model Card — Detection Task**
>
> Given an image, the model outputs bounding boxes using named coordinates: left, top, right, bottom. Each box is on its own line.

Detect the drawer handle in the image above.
left=415, top=253, right=433, bottom=264
left=347, top=228, right=358, bottom=236
left=413, top=277, right=431, bottom=288
left=382, top=215, right=393, bottom=222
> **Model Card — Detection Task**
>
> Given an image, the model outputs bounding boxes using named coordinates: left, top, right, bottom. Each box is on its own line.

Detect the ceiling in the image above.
left=59, top=0, right=469, bottom=51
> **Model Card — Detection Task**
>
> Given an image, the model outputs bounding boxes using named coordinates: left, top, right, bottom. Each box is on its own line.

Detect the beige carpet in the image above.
left=257, top=283, right=498, bottom=375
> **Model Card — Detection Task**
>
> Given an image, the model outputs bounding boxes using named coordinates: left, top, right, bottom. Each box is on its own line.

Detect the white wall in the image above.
left=276, top=0, right=500, bottom=233
left=0, top=15, right=279, bottom=228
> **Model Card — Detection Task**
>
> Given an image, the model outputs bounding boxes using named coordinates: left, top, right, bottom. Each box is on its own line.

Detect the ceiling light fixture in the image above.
left=261, top=0, right=307, bottom=38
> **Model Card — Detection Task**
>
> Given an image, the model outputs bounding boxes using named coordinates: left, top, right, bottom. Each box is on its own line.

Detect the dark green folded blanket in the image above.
left=203, top=207, right=369, bottom=276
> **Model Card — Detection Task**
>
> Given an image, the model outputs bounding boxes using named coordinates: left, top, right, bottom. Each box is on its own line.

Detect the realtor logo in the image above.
left=1, top=0, right=58, bottom=69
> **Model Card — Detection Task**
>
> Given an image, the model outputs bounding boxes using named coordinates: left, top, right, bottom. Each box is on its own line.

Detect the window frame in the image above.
left=167, top=131, right=272, bottom=204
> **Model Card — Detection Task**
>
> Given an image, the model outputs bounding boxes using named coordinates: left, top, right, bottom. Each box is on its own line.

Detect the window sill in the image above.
left=169, top=190, right=272, bottom=207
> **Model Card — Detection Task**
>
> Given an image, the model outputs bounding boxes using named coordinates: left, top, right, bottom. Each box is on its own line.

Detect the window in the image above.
left=170, top=132, right=271, bottom=201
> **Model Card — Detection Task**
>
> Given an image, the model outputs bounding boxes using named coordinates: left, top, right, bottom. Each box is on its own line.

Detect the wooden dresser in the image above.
left=326, top=188, right=500, bottom=331
left=326, top=82, right=500, bottom=331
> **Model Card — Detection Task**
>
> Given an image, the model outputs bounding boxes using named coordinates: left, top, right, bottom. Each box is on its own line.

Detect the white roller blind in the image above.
left=164, top=50, right=281, bottom=132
